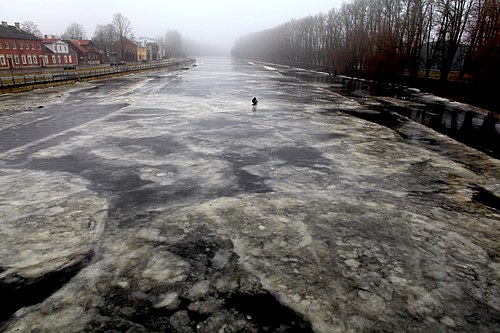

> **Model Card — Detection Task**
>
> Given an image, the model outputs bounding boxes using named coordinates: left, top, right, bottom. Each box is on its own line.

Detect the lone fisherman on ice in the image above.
left=252, top=97, right=258, bottom=105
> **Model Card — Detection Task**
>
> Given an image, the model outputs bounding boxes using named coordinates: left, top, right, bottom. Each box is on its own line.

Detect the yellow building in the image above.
left=137, top=45, right=147, bottom=62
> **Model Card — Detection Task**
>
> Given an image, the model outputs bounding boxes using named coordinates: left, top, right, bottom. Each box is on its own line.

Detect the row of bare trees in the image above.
left=231, top=0, right=500, bottom=83
left=93, top=13, right=133, bottom=61
left=22, top=21, right=87, bottom=40
left=93, top=14, right=183, bottom=61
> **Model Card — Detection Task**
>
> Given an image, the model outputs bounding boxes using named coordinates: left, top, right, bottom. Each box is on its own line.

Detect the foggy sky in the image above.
left=1, top=0, right=343, bottom=52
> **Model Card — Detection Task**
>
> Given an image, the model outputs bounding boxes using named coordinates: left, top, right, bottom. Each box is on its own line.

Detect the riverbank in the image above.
left=258, top=61, right=500, bottom=159
left=0, top=58, right=196, bottom=94
left=394, top=75, right=498, bottom=115
left=273, top=62, right=499, bottom=114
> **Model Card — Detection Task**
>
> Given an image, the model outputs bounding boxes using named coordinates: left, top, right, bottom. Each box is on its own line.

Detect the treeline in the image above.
left=231, top=0, right=500, bottom=84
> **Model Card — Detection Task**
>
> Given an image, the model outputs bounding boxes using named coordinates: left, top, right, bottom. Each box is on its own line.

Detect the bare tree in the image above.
left=62, top=23, right=86, bottom=40
left=437, top=0, right=474, bottom=81
left=460, top=0, right=500, bottom=81
left=93, top=24, right=117, bottom=61
left=21, top=21, right=42, bottom=38
left=231, top=0, right=498, bottom=87
left=112, top=13, right=132, bottom=61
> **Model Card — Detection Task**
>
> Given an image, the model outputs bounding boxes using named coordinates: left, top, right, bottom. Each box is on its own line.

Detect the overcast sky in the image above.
left=1, top=0, right=343, bottom=50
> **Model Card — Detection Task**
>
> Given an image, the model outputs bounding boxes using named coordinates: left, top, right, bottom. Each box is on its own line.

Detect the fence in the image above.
left=0, top=58, right=195, bottom=92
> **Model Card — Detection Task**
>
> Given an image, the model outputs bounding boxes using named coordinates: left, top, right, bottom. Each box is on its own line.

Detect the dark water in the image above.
left=336, top=77, right=500, bottom=159
left=283, top=70, right=500, bottom=159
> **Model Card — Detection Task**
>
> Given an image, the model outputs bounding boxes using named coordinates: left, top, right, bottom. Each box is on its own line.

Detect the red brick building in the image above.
left=0, top=21, right=43, bottom=70
left=66, top=39, right=102, bottom=65
left=111, top=38, right=138, bottom=62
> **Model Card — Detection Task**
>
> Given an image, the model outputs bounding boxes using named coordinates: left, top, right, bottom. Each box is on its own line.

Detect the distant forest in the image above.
left=231, top=0, right=500, bottom=85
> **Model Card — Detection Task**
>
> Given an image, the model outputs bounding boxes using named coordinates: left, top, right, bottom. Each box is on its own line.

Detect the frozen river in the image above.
left=0, top=57, right=499, bottom=332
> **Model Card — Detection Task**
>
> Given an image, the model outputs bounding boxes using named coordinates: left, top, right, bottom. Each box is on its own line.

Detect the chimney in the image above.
left=1, top=21, right=7, bottom=27
left=15, top=22, right=20, bottom=30
left=44, top=35, right=48, bottom=39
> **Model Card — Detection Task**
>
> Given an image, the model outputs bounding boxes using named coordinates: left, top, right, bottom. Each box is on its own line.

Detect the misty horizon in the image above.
left=1, top=0, right=344, bottom=53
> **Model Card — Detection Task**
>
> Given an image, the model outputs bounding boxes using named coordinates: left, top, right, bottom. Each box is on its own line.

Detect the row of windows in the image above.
left=0, top=41, right=40, bottom=51
left=0, top=54, right=38, bottom=65
left=0, top=54, right=75, bottom=66
left=42, top=55, right=73, bottom=64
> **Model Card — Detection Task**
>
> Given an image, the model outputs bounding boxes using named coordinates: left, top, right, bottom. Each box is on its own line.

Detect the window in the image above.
left=57, top=55, right=61, bottom=64
left=37, top=43, right=41, bottom=50
left=51, top=55, right=56, bottom=64
left=14, top=55, right=19, bottom=64
left=64, top=55, right=67, bottom=63
left=31, top=43, right=35, bottom=50
left=28, top=55, right=32, bottom=64
left=19, top=43, right=23, bottom=50
left=12, top=41, right=17, bottom=49
left=33, top=56, right=37, bottom=64
left=26, top=43, right=29, bottom=49
left=21, top=55, right=27, bottom=64
left=0, top=42, right=2, bottom=49
left=0, top=55, right=5, bottom=65
left=5, top=42, right=9, bottom=49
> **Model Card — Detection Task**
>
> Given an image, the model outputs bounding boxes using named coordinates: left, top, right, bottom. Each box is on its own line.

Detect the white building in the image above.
left=42, top=36, right=77, bottom=67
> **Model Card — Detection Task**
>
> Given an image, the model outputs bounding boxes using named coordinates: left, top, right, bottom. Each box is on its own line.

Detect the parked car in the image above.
left=110, top=61, right=126, bottom=66
left=63, top=65, right=77, bottom=70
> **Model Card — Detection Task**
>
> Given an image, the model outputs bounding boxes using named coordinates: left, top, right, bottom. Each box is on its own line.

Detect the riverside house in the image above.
left=66, top=39, right=102, bottom=65
left=42, top=37, right=78, bottom=67
left=0, top=21, right=43, bottom=70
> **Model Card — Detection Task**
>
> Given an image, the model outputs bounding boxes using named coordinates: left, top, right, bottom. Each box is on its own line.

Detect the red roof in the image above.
left=67, top=39, right=88, bottom=53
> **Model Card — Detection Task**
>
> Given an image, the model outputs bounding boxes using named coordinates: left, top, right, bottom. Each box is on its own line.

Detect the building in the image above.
left=0, top=21, right=43, bottom=70
left=137, top=42, right=148, bottom=62
left=146, top=40, right=160, bottom=61
left=66, top=39, right=102, bottom=65
left=42, top=36, right=78, bottom=67
left=136, top=39, right=162, bottom=61
left=111, top=38, right=138, bottom=62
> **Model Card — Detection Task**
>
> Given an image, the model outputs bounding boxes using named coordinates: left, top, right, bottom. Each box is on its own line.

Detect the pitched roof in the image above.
left=0, top=24, right=41, bottom=41
left=78, top=40, right=93, bottom=46
left=66, top=39, right=88, bottom=53
left=42, top=44, right=55, bottom=55
left=66, top=39, right=100, bottom=54
left=42, top=43, right=78, bottom=55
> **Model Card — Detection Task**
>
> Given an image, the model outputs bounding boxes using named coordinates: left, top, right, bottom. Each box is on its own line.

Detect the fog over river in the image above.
left=0, top=57, right=499, bottom=332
